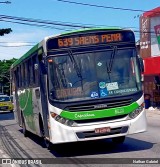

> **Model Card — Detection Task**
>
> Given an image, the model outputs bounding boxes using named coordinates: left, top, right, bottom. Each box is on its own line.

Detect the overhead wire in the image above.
left=0, top=1, right=159, bottom=33
left=0, top=14, right=106, bottom=28
left=0, top=19, right=72, bottom=31
left=56, top=0, right=152, bottom=13
left=0, top=13, right=158, bottom=36
left=0, top=14, right=143, bottom=31
left=0, top=9, right=158, bottom=49
left=0, top=15, right=91, bottom=28
left=0, top=14, right=157, bottom=37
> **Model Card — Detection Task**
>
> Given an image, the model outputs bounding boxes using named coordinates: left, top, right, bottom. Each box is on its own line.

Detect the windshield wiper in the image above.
left=106, top=46, right=117, bottom=82
left=107, top=46, right=117, bottom=73
left=68, top=49, right=82, bottom=78
left=68, top=49, right=84, bottom=88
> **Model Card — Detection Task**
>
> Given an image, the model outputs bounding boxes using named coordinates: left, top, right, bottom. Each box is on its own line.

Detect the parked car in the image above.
left=0, top=95, right=14, bottom=112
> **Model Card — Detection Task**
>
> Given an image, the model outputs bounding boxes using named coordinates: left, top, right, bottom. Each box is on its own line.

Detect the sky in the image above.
left=0, top=0, right=159, bottom=60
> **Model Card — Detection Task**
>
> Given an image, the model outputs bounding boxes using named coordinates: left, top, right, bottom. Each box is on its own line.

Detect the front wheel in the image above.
left=40, top=121, right=52, bottom=149
left=43, top=138, right=52, bottom=150
left=22, top=116, right=29, bottom=137
left=112, top=136, right=125, bottom=144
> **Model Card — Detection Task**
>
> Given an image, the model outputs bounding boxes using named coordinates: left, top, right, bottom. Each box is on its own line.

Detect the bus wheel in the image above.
left=40, top=123, right=52, bottom=149
left=41, top=134, right=52, bottom=150
left=44, top=138, right=52, bottom=150
left=22, top=116, right=29, bottom=137
left=112, top=136, right=125, bottom=144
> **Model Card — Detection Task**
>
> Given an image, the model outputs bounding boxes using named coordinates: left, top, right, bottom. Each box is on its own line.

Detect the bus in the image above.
left=11, top=28, right=147, bottom=148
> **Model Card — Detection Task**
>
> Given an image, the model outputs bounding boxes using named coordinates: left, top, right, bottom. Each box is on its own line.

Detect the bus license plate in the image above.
left=95, top=127, right=111, bottom=134
left=0, top=106, right=7, bottom=110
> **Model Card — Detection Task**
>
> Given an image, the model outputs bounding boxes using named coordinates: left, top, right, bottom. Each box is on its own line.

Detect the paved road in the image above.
left=0, top=110, right=160, bottom=167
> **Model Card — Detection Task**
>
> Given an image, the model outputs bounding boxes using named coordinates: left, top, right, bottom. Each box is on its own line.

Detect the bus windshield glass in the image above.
left=48, top=48, right=141, bottom=102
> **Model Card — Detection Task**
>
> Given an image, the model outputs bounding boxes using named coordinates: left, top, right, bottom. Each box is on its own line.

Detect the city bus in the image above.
left=11, top=28, right=147, bottom=148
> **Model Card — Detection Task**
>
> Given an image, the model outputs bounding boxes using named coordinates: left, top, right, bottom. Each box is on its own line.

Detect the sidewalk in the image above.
left=145, top=106, right=160, bottom=116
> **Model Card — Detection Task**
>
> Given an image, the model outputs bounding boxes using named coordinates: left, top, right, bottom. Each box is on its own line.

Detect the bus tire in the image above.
left=112, top=136, right=125, bottom=144
left=44, top=138, right=52, bottom=150
left=22, top=114, right=29, bottom=137
left=41, top=132, right=52, bottom=150
left=39, top=115, right=52, bottom=149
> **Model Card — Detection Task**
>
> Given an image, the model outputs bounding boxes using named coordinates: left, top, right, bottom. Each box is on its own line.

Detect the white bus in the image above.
left=11, top=28, right=147, bottom=148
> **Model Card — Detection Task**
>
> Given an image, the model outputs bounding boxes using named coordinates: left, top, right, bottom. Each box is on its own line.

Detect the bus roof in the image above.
left=11, top=27, right=129, bottom=68
left=12, top=43, right=39, bottom=68
left=60, top=27, right=123, bottom=36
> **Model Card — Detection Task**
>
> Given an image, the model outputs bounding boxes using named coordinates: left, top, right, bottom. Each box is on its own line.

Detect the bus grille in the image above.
left=65, top=98, right=132, bottom=112
left=73, top=114, right=128, bottom=124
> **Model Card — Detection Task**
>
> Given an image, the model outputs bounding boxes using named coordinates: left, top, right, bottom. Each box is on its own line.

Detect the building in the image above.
left=140, top=7, right=160, bottom=106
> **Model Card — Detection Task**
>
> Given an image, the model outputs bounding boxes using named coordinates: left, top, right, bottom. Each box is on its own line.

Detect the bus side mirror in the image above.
left=139, top=57, right=144, bottom=73
left=40, top=61, right=47, bottom=75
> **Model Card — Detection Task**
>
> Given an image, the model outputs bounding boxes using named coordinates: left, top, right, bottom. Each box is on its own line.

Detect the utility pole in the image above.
left=0, top=1, right=11, bottom=4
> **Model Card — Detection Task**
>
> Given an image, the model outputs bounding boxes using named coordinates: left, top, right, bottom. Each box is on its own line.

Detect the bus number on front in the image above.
left=58, top=38, right=73, bottom=47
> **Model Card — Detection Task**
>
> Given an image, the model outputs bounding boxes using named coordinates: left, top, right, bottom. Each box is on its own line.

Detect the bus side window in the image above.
left=28, top=59, right=33, bottom=86
left=25, top=62, right=29, bottom=87
left=15, top=68, right=19, bottom=88
left=20, top=65, right=23, bottom=87
left=35, top=57, right=39, bottom=86
left=13, top=70, right=16, bottom=91
left=26, top=60, right=30, bottom=86
left=18, top=66, right=22, bottom=88
left=38, top=54, right=47, bottom=75
left=32, top=55, right=39, bottom=86
left=22, top=63, right=25, bottom=87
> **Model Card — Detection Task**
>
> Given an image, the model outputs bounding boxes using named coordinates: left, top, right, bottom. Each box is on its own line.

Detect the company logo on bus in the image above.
left=75, top=113, right=95, bottom=119
left=94, top=104, right=108, bottom=109
left=115, top=108, right=124, bottom=115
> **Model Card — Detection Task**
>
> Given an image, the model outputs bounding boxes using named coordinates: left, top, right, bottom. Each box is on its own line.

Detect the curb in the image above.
left=145, top=108, right=160, bottom=115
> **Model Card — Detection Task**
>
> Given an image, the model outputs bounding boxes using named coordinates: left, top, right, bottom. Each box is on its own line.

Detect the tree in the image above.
left=0, top=58, right=17, bottom=95
left=0, top=28, right=12, bottom=36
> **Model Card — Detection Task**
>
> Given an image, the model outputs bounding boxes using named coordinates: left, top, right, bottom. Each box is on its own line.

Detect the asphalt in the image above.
left=0, top=148, right=19, bottom=167
left=0, top=108, right=159, bottom=167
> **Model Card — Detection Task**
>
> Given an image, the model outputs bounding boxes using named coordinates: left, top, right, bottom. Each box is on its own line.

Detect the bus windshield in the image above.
left=48, top=48, right=142, bottom=102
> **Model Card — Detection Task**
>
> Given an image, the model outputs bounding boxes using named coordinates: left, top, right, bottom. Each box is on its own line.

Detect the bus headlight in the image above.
left=51, top=112, right=77, bottom=127
left=128, top=105, right=144, bottom=119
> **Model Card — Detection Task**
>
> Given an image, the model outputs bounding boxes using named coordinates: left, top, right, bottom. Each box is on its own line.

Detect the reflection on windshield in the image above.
left=48, top=48, right=142, bottom=101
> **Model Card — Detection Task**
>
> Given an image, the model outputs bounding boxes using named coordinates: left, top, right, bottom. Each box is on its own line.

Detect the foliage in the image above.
left=0, top=58, right=17, bottom=95
left=0, top=28, right=12, bottom=36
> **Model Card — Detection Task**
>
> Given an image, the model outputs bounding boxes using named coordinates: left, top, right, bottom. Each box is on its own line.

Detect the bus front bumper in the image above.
left=49, top=109, right=147, bottom=144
